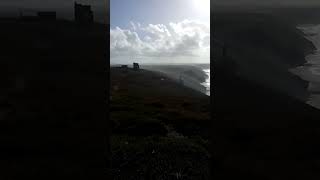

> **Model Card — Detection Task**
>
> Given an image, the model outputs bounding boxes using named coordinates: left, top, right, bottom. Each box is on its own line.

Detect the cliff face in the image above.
left=213, top=60, right=320, bottom=179
left=212, top=13, right=320, bottom=179
left=213, top=13, right=316, bottom=101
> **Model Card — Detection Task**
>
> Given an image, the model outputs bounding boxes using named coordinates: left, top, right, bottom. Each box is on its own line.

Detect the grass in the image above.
left=110, top=67, right=211, bottom=179
left=110, top=135, right=211, bottom=180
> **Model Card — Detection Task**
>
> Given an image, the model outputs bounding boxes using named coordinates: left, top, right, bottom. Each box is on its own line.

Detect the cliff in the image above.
left=213, top=13, right=320, bottom=179
left=213, top=13, right=316, bottom=101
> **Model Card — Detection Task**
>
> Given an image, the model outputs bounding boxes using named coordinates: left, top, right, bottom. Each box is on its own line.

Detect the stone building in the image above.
left=74, top=2, right=94, bottom=24
left=133, top=63, right=140, bottom=70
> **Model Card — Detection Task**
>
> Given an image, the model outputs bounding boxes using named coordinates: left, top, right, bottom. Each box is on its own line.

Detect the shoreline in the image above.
left=201, top=68, right=210, bottom=96
left=214, top=12, right=316, bottom=102
left=139, top=63, right=209, bottom=95
left=292, top=24, right=320, bottom=109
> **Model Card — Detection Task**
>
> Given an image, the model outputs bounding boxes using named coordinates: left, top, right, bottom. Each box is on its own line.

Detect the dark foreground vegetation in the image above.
left=0, top=18, right=107, bottom=179
left=110, top=67, right=210, bottom=179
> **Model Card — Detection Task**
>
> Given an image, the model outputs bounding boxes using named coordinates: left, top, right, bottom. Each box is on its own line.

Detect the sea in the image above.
left=201, top=68, right=210, bottom=96
left=293, top=25, right=320, bottom=109
left=112, top=63, right=210, bottom=96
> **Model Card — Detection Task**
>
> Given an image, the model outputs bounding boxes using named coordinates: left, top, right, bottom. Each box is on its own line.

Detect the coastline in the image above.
left=141, top=64, right=209, bottom=95
left=292, top=24, right=320, bottom=109
left=213, top=13, right=316, bottom=101
left=201, top=68, right=210, bottom=96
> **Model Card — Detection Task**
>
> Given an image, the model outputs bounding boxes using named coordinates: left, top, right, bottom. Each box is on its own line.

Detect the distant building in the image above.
left=74, top=2, right=94, bottom=24
left=37, top=12, right=56, bottom=21
left=133, top=63, right=140, bottom=70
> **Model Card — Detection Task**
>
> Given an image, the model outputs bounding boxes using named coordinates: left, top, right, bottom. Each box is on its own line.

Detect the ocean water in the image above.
left=201, top=69, right=210, bottom=96
left=293, top=25, right=320, bottom=109
left=141, top=63, right=210, bottom=96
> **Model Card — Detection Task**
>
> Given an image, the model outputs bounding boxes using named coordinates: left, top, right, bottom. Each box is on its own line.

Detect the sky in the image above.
left=110, top=0, right=210, bottom=64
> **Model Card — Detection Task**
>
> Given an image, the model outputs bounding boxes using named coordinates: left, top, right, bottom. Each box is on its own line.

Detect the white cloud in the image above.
left=110, top=19, right=210, bottom=59
left=130, top=21, right=137, bottom=31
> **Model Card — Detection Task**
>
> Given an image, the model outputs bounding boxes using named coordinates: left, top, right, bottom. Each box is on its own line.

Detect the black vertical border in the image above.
left=105, top=0, right=111, bottom=178
left=210, top=0, right=215, bottom=178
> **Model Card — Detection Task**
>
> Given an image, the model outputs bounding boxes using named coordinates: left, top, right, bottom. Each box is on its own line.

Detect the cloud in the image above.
left=110, top=19, right=210, bottom=58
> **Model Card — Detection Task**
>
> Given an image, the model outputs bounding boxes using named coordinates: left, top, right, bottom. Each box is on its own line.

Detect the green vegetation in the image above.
left=110, top=67, right=210, bottom=179
left=110, top=135, right=210, bottom=180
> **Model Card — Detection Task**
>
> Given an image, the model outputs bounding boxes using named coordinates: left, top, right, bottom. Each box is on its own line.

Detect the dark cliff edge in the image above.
left=0, top=19, right=107, bottom=178
left=213, top=13, right=316, bottom=101
left=213, top=13, right=320, bottom=179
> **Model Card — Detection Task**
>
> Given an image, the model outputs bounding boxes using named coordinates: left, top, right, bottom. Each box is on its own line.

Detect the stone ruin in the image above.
left=133, top=62, right=140, bottom=71
left=74, top=2, right=94, bottom=25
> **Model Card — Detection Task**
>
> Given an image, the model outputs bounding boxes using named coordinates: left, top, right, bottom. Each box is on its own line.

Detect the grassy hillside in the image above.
left=110, top=67, right=211, bottom=179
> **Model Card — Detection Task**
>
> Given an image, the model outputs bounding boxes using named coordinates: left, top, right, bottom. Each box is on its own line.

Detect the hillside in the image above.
left=214, top=64, right=320, bottom=179
left=213, top=13, right=320, bottom=179
left=110, top=67, right=211, bottom=179
left=213, top=13, right=315, bottom=101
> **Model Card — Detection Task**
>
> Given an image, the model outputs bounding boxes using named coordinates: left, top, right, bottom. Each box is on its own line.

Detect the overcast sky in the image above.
left=110, top=0, right=210, bottom=64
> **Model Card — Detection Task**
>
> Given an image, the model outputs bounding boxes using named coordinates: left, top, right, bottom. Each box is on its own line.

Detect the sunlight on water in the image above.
left=296, top=25, right=320, bottom=109
left=201, top=69, right=210, bottom=96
